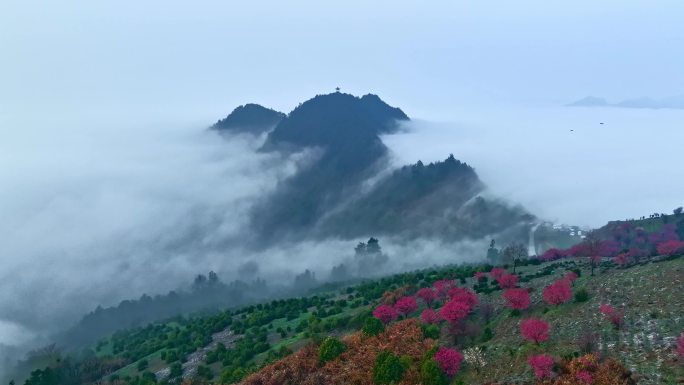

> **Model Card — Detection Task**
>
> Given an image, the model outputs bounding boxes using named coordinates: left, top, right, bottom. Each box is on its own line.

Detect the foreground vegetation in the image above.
left=16, top=216, right=684, bottom=385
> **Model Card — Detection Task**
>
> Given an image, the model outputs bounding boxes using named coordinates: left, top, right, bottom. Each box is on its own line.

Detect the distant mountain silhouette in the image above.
left=616, top=95, right=684, bottom=109
left=212, top=104, right=285, bottom=134
left=568, top=95, right=684, bottom=110
left=212, top=92, right=534, bottom=244
left=566, top=96, right=609, bottom=107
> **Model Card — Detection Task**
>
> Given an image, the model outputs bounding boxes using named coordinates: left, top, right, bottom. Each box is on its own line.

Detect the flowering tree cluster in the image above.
left=490, top=267, right=506, bottom=281
left=439, top=286, right=479, bottom=325
left=566, top=239, right=618, bottom=260
left=416, top=287, right=438, bottom=306
left=576, top=370, right=593, bottom=384
left=381, top=286, right=410, bottom=305
left=612, top=252, right=631, bottom=267
left=625, top=247, right=647, bottom=260
left=540, top=248, right=565, bottom=262
left=373, top=304, right=398, bottom=324
left=520, top=318, right=550, bottom=344
left=543, top=279, right=572, bottom=306
left=447, top=287, right=478, bottom=308
left=394, top=296, right=418, bottom=316
left=433, top=279, right=454, bottom=298
left=362, top=236, right=652, bottom=384
left=440, top=299, right=472, bottom=324
left=420, top=308, right=441, bottom=324
left=599, top=304, right=624, bottom=330
left=656, top=240, right=684, bottom=256
left=434, top=347, right=463, bottom=377
left=611, top=248, right=647, bottom=268
left=527, top=354, right=554, bottom=378
left=541, top=222, right=682, bottom=266
left=496, top=273, right=519, bottom=289
left=503, top=288, right=531, bottom=310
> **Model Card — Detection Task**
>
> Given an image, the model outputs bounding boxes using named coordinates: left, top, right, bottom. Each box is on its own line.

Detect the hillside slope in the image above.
left=235, top=258, right=683, bottom=385
left=17, top=252, right=683, bottom=385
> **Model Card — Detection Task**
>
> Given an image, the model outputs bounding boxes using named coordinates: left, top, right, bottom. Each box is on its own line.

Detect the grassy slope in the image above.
left=460, top=258, right=683, bottom=384
left=235, top=258, right=683, bottom=385
left=94, top=255, right=683, bottom=384
left=102, top=295, right=369, bottom=382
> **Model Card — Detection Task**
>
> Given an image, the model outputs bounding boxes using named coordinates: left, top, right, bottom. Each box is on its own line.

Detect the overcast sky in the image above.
left=1, top=0, right=683, bottom=127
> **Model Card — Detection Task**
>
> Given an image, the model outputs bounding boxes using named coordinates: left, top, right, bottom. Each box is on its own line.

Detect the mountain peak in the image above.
left=263, top=92, right=408, bottom=151
left=360, top=93, right=409, bottom=121
left=212, top=103, right=285, bottom=134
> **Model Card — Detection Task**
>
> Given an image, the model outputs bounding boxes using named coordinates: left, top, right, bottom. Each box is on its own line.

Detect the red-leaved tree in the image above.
left=540, top=248, right=564, bottom=262
left=490, top=267, right=506, bottom=281
left=473, top=271, right=487, bottom=281
left=447, top=287, right=479, bottom=308
left=613, top=252, right=631, bottom=267
left=497, top=273, right=519, bottom=289
left=416, top=287, right=438, bottom=306
left=677, top=332, right=684, bottom=359
left=394, top=296, right=418, bottom=316
left=565, top=270, right=578, bottom=283
left=626, top=247, right=647, bottom=263
left=440, top=299, right=471, bottom=324
left=433, top=279, right=454, bottom=298
left=420, top=308, right=441, bottom=325
left=520, top=318, right=550, bottom=344
left=528, top=354, right=555, bottom=378
left=372, top=304, right=398, bottom=324
left=656, top=240, right=684, bottom=256
left=574, top=236, right=617, bottom=276
left=543, top=279, right=572, bottom=306
left=434, top=347, right=463, bottom=377
left=503, top=288, right=531, bottom=310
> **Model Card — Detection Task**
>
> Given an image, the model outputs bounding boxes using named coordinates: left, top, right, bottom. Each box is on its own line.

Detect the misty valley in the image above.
left=3, top=92, right=683, bottom=385
left=2, top=2, right=684, bottom=384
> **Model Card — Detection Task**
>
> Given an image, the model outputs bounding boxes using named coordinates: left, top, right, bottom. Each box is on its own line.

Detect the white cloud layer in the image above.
left=383, top=105, right=684, bottom=227
left=0, top=124, right=303, bottom=342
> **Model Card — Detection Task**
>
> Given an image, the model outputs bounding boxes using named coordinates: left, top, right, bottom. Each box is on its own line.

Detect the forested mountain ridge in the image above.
left=263, top=92, right=408, bottom=152
left=212, top=104, right=285, bottom=134
left=242, top=92, right=533, bottom=243
left=55, top=275, right=269, bottom=350
left=250, top=92, right=409, bottom=240
left=315, top=155, right=532, bottom=239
